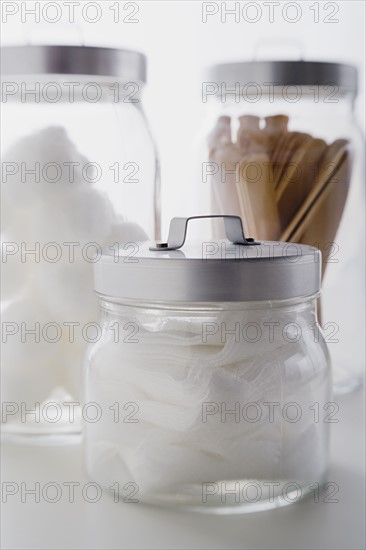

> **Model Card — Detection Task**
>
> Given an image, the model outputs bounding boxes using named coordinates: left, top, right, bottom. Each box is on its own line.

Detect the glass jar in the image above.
left=85, top=215, right=331, bottom=513
left=199, top=60, right=364, bottom=395
left=0, top=45, right=160, bottom=441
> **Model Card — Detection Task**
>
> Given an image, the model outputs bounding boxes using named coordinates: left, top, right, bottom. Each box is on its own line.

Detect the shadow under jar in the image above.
left=84, top=215, right=331, bottom=513
left=199, top=60, right=364, bottom=395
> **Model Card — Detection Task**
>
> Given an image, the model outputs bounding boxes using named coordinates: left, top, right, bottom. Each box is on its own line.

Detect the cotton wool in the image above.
left=0, top=298, right=65, bottom=406
left=1, top=127, right=91, bottom=207
left=86, top=307, right=330, bottom=498
left=1, top=126, right=147, bottom=416
left=84, top=229, right=332, bottom=508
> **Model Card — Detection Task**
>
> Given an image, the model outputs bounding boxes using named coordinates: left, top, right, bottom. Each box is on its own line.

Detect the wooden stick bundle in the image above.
left=208, top=114, right=352, bottom=282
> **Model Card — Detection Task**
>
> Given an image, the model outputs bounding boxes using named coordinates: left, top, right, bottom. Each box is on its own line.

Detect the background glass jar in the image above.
left=85, top=216, right=331, bottom=513
left=198, top=60, right=364, bottom=395
left=0, top=45, right=160, bottom=441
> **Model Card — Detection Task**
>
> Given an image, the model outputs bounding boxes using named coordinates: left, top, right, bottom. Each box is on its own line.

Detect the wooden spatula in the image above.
left=237, top=115, right=268, bottom=155
left=236, top=154, right=281, bottom=240
left=276, top=135, right=328, bottom=231
left=208, top=116, right=242, bottom=226
left=272, top=132, right=309, bottom=189
left=263, top=115, right=289, bottom=157
left=292, top=152, right=352, bottom=276
left=281, top=140, right=349, bottom=242
left=208, top=115, right=232, bottom=153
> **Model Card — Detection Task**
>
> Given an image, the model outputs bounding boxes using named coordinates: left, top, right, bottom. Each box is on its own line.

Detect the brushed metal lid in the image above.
left=1, top=45, right=146, bottom=83
left=208, top=60, right=358, bottom=95
left=94, top=216, right=321, bottom=303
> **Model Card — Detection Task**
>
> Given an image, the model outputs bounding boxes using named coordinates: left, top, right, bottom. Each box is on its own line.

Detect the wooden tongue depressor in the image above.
left=237, top=115, right=267, bottom=154
left=208, top=115, right=232, bottom=153
left=272, top=132, right=309, bottom=190
left=208, top=116, right=243, bottom=227
left=291, top=141, right=351, bottom=326
left=263, top=115, right=289, bottom=156
left=294, top=138, right=328, bottom=197
left=236, top=153, right=281, bottom=240
left=264, top=114, right=289, bottom=133
left=276, top=135, right=328, bottom=231
left=291, top=149, right=351, bottom=257
left=281, top=139, right=349, bottom=242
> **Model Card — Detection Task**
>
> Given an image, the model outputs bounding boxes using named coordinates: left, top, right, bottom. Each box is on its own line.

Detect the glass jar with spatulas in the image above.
left=200, top=60, right=364, bottom=395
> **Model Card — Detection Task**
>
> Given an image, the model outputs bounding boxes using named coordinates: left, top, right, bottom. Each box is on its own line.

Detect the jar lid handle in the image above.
left=149, top=215, right=260, bottom=251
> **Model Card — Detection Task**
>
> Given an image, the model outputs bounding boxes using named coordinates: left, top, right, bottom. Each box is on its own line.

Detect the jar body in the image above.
left=199, top=90, right=365, bottom=394
left=0, top=80, right=160, bottom=439
left=85, top=296, right=331, bottom=512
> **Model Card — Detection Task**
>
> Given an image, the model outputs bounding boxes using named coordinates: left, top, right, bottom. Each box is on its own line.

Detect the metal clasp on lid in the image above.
left=149, top=215, right=260, bottom=251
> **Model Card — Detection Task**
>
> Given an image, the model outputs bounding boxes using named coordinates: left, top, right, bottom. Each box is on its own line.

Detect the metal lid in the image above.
left=208, top=60, right=358, bottom=95
left=1, top=45, right=146, bottom=83
left=94, top=216, right=321, bottom=303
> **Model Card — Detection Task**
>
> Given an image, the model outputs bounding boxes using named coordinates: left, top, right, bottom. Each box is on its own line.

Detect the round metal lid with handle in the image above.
left=94, top=215, right=321, bottom=302
left=1, top=45, right=146, bottom=83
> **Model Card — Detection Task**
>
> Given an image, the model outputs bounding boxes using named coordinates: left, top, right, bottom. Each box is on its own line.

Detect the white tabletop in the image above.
left=1, top=388, right=365, bottom=550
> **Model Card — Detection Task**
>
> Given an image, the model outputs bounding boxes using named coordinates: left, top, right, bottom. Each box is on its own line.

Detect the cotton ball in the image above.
left=33, top=188, right=114, bottom=323
left=0, top=235, right=33, bottom=300
left=0, top=201, right=25, bottom=238
left=1, top=298, right=63, bottom=367
left=1, top=126, right=91, bottom=207
left=1, top=262, right=29, bottom=301
left=33, top=186, right=116, bottom=247
left=104, top=220, right=148, bottom=247
left=0, top=193, right=40, bottom=244
left=23, top=127, right=90, bottom=178
left=1, top=299, right=65, bottom=405
left=35, top=258, right=98, bottom=325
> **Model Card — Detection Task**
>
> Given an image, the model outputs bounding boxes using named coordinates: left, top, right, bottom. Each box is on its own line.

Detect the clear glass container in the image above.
left=84, top=215, right=331, bottom=513
left=199, top=60, right=364, bottom=395
left=0, top=45, right=160, bottom=441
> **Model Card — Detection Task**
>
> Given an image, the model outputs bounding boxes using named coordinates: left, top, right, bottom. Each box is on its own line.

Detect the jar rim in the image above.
left=96, top=292, right=321, bottom=311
